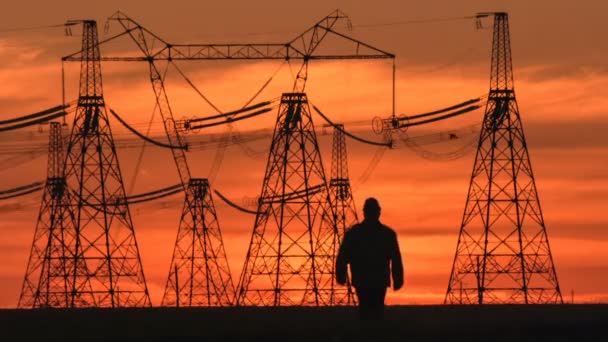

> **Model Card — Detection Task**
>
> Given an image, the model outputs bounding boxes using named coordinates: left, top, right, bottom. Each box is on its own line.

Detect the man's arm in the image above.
left=391, top=231, right=404, bottom=291
left=335, top=232, right=351, bottom=286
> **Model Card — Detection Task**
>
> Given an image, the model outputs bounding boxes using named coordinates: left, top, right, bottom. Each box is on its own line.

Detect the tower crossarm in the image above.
left=62, top=10, right=394, bottom=62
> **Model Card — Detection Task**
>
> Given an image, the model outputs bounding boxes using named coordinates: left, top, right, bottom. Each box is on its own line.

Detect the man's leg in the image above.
left=370, top=287, right=387, bottom=320
left=355, top=287, right=372, bottom=320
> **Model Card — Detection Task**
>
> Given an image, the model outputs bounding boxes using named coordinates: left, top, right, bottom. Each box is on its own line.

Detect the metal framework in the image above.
left=86, top=17, right=236, bottom=307
left=46, top=21, right=150, bottom=307
left=63, top=10, right=394, bottom=307
left=235, top=93, right=338, bottom=306
left=63, top=9, right=394, bottom=93
left=328, top=124, right=357, bottom=304
left=162, top=178, right=235, bottom=306
left=18, top=122, right=82, bottom=307
left=445, top=13, right=562, bottom=304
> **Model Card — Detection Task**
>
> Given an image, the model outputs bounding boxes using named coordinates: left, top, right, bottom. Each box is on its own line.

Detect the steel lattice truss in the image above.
left=20, top=21, right=151, bottom=307
left=105, top=16, right=238, bottom=308
left=162, top=178, right=235, bottom=306
left=18, top=123, right=88, bottom=307
left=445, top=13, right=562, bottom=304
left=236, top=93, right=340, bottom=306
left=328, top=125, right=358, bottom=305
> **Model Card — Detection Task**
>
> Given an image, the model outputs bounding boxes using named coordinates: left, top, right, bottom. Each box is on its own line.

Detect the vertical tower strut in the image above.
left=328, top=124, right=357, bottom=304
left=445, top=13, right=562, bottom=304
left=236, top=93, right=340, bottom=306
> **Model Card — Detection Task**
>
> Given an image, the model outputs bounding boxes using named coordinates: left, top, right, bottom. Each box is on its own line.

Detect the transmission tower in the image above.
left=445, top=12, right=562, bottom=304
left=69, top=10, right=393, bottom=307
left=235, top=93, right=339, bottom=306
left=328, top=125, right=357, bottom=304
left=18, top=122, right=81, bottom=307
left=161, top=179, right=234, bottom=306
left=34, top=20, right=151, bottom=307
left=101, top=15, right=237, bottom=307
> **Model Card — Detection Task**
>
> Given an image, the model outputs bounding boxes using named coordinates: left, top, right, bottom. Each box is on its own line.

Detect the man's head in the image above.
left=363, top=197, right=381, bottom=222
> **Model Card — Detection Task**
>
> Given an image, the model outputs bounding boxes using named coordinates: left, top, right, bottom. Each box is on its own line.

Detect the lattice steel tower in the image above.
left=445, top=12, right=562, bottom=304
left=38, top=20, right=151, bottom=307
left=329, top=125, right=358, bottom=304
left=18, top=122, right=80, bottom=307
left=103, top=13, right=236, bottom=307
left=94, top=10, right=391, bottom=307
left=236, top=93, right=339, bottom=306
left=162, top=179, right=234, bottom=306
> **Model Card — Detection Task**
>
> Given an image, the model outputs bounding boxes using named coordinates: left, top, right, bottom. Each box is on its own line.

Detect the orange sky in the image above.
left=1, top=1, right=608, bottom=307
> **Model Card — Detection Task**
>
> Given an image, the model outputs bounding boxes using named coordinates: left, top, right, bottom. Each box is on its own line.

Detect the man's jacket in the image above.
left=336, top=220, right=404, bottom=289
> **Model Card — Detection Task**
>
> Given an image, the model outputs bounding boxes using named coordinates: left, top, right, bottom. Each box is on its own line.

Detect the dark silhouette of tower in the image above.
left=445, top=13, right=562, bottom=304
left=328, top=125, right=357, bottom=304
left=162, top=178, right=235, bottom=306
left=103, top=13, right=237, bottom=307
left=236, top=93, right=340, bottom=306
left=18, top=122, right=81, bottom=307
left=23, top=20, right=151, bottom=307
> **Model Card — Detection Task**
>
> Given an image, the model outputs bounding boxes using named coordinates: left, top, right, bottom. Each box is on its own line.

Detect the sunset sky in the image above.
left=1, top=1, right=607, bottom=307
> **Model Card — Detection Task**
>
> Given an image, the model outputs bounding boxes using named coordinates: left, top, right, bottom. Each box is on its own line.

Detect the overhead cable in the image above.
left=109, top=108, right=187, bottom=150
left=127, top=183, right=183, bottom=200
left=0, top=22, right=75, bottom=34
left=354, top=15, right=477, bottom=29
left=0, top=181, right=44, bottom=196
left=312, top=105, right=392, bottom=147
left=398, top=98, right=480, bottom=121
left=188, top=107, right=273, bottom=130
left=188, top=101, right=272, bottom=124
left=0, top=111, right=67, bottom=132
left=170, top=61, right=222, bottom=113
left=0, top=186, right=43, bottom=201
left=0, top=105, right=69, bottom=126
left=127, top=187, right=183, bottom=205
left=399, top=105, right=480, bottom=128
left=213, top=190, right=260, bottom=215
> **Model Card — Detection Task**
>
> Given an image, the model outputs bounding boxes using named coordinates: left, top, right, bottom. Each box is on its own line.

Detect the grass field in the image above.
left=1, top=304, right=605, bottom=341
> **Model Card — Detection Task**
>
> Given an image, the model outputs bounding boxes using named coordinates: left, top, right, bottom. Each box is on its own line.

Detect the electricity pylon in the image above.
left=25, top=20, right=151, bottom=307
left=62, top=10, right=393, bottom=307
left=102, top=14, right=236, bottom=307
left=328, top=124, right=357, bottom=305
left=236, top=93, right=339, bottom=306
left=161, top=178, right=234, bottom=306
left=445, top=12, right=562, bottom=304
left=18, top=122, right=81, bottom=307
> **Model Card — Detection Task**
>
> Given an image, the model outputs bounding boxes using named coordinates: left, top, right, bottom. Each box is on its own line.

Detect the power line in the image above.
left=0, top=22, right=73, bottom=35
left=354, top=15, right=476, bottom=29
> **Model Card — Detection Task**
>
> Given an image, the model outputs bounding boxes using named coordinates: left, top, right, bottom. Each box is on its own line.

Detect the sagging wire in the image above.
left=70, top=183, right=184, bottom=215
left=213, top=190, right=260, bottom=215
left=0, top=181, right=44, bottom=201
left=109, top=108, right=186, bottom=150
left=170, top=61, right=222, bottom=114
left=354, top=15, right=478, bottom=29
left=187, top=107, right=273, bottom=130
left=311, top=105, right=392, bottom=147
left=399, top=104, right=480, bottom=128
left=375, top=95, right=486, bottom=133
left=0, top=105, right=69, bottom=132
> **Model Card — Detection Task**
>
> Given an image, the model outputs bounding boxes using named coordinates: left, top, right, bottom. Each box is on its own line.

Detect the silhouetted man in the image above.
left=336, top=197, right=404, bottom=320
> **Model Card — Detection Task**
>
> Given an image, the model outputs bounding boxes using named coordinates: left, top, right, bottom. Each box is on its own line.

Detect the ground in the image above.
left=1, top=304, right=605, bottom=341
